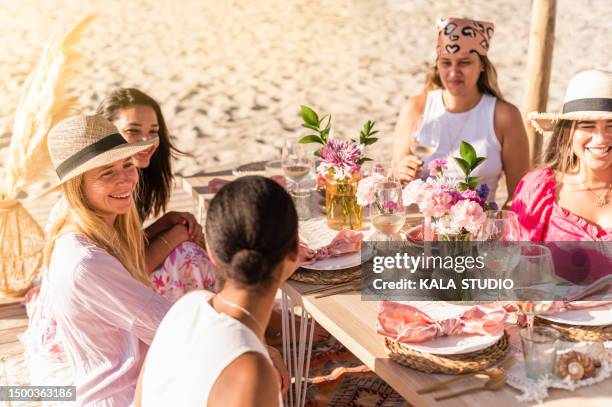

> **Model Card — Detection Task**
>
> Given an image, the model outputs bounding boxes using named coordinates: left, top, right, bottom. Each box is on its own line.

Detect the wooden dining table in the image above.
left=182, top=170, right=612, bottom=407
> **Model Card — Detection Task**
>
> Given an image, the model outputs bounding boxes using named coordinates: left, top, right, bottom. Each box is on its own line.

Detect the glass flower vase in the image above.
left=325, top=176, right=363, bottom=230
left=438, top=231, right=473, bottom=301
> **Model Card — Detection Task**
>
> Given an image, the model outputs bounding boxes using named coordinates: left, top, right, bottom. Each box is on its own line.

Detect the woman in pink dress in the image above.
left=511, top=69, right=612, bottom=282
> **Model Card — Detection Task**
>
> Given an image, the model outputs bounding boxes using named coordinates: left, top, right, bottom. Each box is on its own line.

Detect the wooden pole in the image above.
left=523, top=0, right=556, bottom=164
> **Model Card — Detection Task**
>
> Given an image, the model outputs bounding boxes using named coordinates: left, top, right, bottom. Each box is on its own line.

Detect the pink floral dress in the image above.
left=511, top=168, right=611, bottom=282
left=21, top=240, right=217, bottom=364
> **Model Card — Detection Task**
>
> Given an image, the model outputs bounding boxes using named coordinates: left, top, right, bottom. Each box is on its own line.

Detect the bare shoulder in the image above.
left=494, top=100, right=523, bottom=129
left=401, top=92, right=428, bottom=116
left=208, top=352, right=278, bottom=407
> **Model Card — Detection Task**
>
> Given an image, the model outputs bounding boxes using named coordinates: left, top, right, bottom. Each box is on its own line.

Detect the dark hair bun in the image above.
left=205, top=176, right=298, bottom=288
left=230, top=249, right=268, bottom=284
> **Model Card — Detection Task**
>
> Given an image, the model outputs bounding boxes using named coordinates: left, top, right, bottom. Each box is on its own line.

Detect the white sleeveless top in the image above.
left=141, top=290, right=282, bottom=406
left=420, top=89, right=503, bottom=202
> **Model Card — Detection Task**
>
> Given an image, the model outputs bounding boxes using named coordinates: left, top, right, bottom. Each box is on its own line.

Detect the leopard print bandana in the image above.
left=436, top=17, right=494, bottom=56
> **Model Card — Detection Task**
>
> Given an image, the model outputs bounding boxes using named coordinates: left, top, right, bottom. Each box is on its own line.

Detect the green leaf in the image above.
left=453, top=157, right=470, bottom=177
left=357, top=157, right=373, bottom=165
left=459, top=141, right=477, bottom=167
left=368, top=130, right=379, bottom=136
left=467, top=180, right=479, bottom=190
left=320, top=113, right=331, bottom=128
left=320, top=127, right=330, bottom=143
left=364, top=137, right=378, bottom=145
left=299, top=135, right=324, bottom=145
left=473, top=157, right=486, bottom=169
left=300, top=105, right=319, bottom=127
left=458, top=182, right=469, bottom=191
left=301, top=123, right=321, bottom=132
left=313, top=150, right=321, bottom=157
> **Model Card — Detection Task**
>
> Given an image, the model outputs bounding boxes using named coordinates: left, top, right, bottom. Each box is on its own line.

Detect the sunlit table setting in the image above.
left=182, top=159, right=612, bottom=407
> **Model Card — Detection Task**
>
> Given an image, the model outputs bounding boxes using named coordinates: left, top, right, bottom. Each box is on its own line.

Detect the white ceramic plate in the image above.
left=299, top=218, right=373, bottom=271
left=538, top=303, right=612, bottom=326
left=396, top=301, right=503, bottom=355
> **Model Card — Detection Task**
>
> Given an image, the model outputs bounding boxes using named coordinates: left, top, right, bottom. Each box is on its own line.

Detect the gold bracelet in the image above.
left=158, top=236, right=173, bottom=251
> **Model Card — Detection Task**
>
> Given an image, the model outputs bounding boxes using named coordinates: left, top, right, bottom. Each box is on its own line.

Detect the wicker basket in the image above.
left=536, top=317, right=612, bottom=342
left=0, top=201, right=44, bottom=297
left=384, top=331, right=510, bottom=374
left=290, top=265, right=361, bottom=285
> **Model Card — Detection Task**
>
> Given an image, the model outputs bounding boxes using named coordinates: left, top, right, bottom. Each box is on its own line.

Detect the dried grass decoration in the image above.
left=0, top=15, right=95, bottom=297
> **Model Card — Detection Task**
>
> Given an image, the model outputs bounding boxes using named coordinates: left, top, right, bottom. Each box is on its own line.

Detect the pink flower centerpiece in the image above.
left=298, top=105, right=379, bottom=230
left=402, top=142, right=495, bottom=238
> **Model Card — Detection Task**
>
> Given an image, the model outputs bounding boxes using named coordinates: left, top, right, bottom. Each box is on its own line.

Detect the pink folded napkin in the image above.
left=377, top=302, right=507, bottom=344
left=299, top=229, right=363, bottom=266
left=208, top=178, right=230, bottom=193
left=208, top=176, right=286, bottom=193
left=542, top=274, right=612, bottom=315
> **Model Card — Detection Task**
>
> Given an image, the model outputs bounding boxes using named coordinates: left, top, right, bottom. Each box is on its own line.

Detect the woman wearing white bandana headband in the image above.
left=392, top=17, right=529, bottom=206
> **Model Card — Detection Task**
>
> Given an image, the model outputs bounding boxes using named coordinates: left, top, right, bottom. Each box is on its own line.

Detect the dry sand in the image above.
left=1, top=0, right=611, bottom=184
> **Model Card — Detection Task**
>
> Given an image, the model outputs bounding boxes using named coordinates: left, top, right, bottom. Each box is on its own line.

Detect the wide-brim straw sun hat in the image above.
left=528, top=69, right=612, bottom=133
left=47, top=114, right=158, bottom=186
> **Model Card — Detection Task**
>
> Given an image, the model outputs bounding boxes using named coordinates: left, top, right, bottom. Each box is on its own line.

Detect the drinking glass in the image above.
left=513, top=244, right=556, bottom=331
left=361, top=161, right=389, bottom=178
left=476, top=210, right=522, bottom=300
left=520, top=326, right=560, bottom=382
left=282, top=138, right=313, bottom=190
left=371, top=180, right=404, bottom=241
left=411, top=116, right=440, bottom=160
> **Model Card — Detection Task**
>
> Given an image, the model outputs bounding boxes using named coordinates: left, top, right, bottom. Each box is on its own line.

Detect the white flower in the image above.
left=356, top=174, right=385, bottom=206
left=402, top=179, right=424, bottom=206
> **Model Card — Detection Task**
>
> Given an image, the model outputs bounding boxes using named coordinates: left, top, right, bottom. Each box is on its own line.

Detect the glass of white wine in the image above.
left=411, top=116, right=440, bottom=161
left=281, top=138, right=313, bottom=188
left=371, top=180, right=405, bottom=241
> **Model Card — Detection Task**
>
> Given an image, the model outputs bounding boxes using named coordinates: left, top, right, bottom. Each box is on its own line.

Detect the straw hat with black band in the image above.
left=528, top=69, right=612, bottom=134
left=48, top=114, right=158, bottom=185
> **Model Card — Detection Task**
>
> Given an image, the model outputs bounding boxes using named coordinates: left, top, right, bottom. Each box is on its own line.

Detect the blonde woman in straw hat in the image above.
left=43, top=114, right=174, bottom=405
left=511, top=69, right=611, bottom=281
left=392, top=17, right=529, bottom=204
left=22, top=90, right=217, bottom=369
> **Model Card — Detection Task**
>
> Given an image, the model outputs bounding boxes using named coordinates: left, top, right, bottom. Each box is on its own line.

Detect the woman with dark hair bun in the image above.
left=137, top=176, right=296, bottom=406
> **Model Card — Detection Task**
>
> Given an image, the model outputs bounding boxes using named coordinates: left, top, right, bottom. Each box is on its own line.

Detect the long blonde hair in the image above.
left=542, top=120, right=578, bottom=174
left=44, top=174, right=152, bottom=288
left=425, top=55, right=504, bottom=101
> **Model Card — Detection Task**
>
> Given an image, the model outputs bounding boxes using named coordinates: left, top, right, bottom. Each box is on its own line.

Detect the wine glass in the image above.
left=475, top=210, right=522, bottom=300
left=281, top=138, right=313, bottom=190
left=371, top=180, right=405, bottom=242
left=512, top=244, right=556, bottom=333
left=361, top=161, right=389, bottom=178
left=411, top=116, right=440, bottom=161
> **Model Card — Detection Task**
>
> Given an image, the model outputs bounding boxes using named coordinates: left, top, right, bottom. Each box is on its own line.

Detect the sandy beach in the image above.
left=1, top=0, right=611, bottom=187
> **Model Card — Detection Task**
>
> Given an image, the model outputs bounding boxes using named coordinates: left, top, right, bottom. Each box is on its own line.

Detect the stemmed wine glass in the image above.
left=512, top=244, right=556, bottom=333
left=371, top=180, right=405, bottom=242
left=475, top=210, right=522, bottom=300
left=411, top=116, right=440, bottom=161
left=282, top=138, right=313, bottom=191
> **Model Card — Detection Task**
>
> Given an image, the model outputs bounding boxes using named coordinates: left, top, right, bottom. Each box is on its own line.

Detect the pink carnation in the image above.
left=460, top=189, right=485, bottom=206
left=420, top=183, right=454, bottom=218
left=449, top=200, right=486, bottom=234
left=428, top=159, right=447, bottom=175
